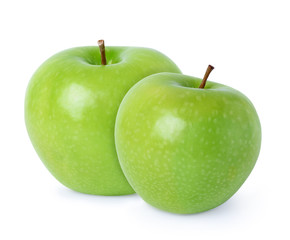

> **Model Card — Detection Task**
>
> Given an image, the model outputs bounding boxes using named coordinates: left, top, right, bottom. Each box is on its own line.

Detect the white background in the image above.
left=1, top=0, right=289, bottom=239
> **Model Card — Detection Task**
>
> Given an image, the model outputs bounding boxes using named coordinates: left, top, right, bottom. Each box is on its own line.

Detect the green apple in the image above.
left=115, top=66, right=261, bottom=212
left=25, top=41, right=181, bottom=195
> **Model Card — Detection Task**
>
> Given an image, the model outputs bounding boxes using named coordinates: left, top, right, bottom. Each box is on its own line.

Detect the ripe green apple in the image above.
left=115, top=68, right=261, bottom=212
left=25, top=42, right=181, bottom=195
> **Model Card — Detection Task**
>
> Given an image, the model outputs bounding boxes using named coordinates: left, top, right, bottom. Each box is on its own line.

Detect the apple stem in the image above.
left=199, top=65, right=214, bottom=89
left=98, top=39, right=107, bottom=65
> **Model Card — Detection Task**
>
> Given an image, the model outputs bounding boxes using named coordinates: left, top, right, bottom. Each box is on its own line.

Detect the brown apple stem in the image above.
left=199, top=65, right=214, bottom=88
left=98, top=39, right=107, bottom=65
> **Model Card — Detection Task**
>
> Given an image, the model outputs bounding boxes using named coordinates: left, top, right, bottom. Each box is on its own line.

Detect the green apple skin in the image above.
left=115, top=73, right=261, bottom=212
left=25, top=46, right=181, bottom=195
